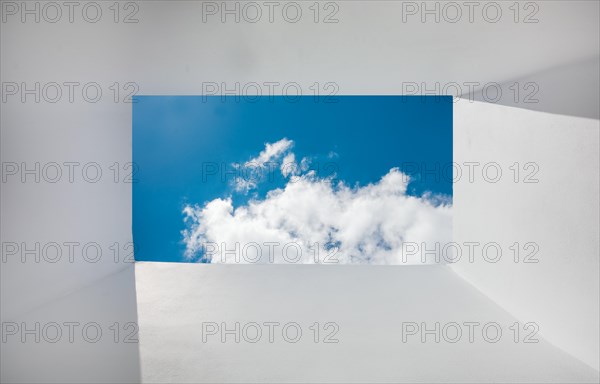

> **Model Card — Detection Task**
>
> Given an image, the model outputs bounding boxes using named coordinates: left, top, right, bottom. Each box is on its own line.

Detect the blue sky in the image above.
left=133, top=96, right=452, bottom=263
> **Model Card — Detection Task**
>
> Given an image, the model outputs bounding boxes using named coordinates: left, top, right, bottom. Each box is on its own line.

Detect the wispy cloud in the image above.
left=232, top=138, right=297, bottom=193
left=244, top=138, right=293, bottom=168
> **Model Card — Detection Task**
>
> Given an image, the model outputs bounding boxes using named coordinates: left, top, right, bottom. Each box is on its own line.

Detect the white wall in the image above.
left=135, top=262, right=599, bottom=383
left=2, top=1, right=598, bottom=382
left=453, top=101, right=600, bottom=371
left=1, top=266, right=141, bottom=383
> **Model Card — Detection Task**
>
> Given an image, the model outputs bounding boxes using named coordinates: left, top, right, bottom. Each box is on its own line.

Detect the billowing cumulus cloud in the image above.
left=182, top=140, right=452, bottom=264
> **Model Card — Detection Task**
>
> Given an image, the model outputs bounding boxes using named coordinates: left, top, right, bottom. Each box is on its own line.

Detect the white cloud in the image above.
left=244, top=138, right=293, bottom=168
left=234, top=138, right=313, bottom=193
left=280, top=153, right=297, bottom=178
left=232, top=176, right=257, bottom=194
left=233, top=138, right=295, bottom=193
left=183, top=140, right=452, bottom=264
left=279, top=152, right=311, bottom=178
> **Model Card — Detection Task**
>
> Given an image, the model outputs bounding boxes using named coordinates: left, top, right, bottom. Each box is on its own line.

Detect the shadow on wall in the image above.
left=0, top=266, right=142, bottom=383
left=465, top=56, right=600, bottom=120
